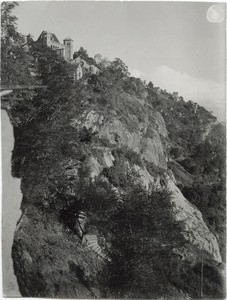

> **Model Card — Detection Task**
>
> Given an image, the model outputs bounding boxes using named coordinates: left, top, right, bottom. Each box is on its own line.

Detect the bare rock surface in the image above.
left=167, top=179, right=222, bottom=263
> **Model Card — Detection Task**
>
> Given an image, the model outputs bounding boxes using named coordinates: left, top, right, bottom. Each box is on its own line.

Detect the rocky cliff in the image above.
left=7, top=68, right=225, bottom=298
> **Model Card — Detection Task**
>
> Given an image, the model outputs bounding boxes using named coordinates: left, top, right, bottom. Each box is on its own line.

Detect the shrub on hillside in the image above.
left=123, top=148, right=143, bottom=167
left=59, top=173, right=185, bottom=298
left=146, top=161, right=165, bottom=179
left=169, top=147, right=182, bottom=159
left=102, top=165, right=128, bottom=188
left=192, top=139, right=225, bottom=177
left=78, top=126, right=93, bottom=143
left=101, top=146, right=143, bottom=187
left=99, top=182, right=185, bottom=298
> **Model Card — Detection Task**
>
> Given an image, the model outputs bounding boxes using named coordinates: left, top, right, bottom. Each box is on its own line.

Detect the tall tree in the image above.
left=1, top=1, right=35, bottom=86
left=73, top=47, right=89, bottom=59
left=94, top=53, right=110, bottom=69
left=100, top=181, right=184, bottom=298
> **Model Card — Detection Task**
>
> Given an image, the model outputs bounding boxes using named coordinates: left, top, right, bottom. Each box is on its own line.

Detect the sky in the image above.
left=13, top=1, right=226, bottom=120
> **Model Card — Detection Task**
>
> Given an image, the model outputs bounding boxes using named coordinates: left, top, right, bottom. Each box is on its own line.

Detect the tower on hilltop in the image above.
left=64, top=37, right=73, bottom=61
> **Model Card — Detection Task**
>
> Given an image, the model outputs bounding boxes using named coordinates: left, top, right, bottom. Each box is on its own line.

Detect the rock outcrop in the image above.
left=8, top=85, right=224, bottom=297
left=167, top=179, right=221, bottom=263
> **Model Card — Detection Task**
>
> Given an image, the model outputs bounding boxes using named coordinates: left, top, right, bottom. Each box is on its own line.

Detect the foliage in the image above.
left=1, top=2, right=80, bottom=126
left=1, top=1, right=43, bottom=126
left=100, top=182, right=185, bottom=298
left=116, top=146, right=143, bottom=167
left=169, top=147, right=182, bottom=159
left=102, top=146, right=143, bottom=187
left=1, top=2, right=19, bottom=38
left=167, top=259, right=225, bottom=299
left=192, top=138, right=225, bottom=178
left=31, top=42, right=73, bottom=104
left=179, top=158, right=199, bottom=175
left=73, top=46, right=89, bottom=59
left=1, top=1, right=36, bottom=87
left=146, top=161, right=165, bottom=179
left=90, top=58, right=130, bottom=98
left=94, top=53, right=110, bottom=69
left=57, top=172, right=192, bottom=298
left=181, top=182, right=226, bottom=260
left=109, top=58, right=129, bottom=79
left=151, top=92, right=216, bottom=154
left=57, top=173, right=225, bottom=298
left=102, top=164, right=129, bottom=188
left=123, top=76, right=146, bottom=98
left=147, top=81, right=154, bottom=89
left=146, top=81, right=159, bottom=102
left=150, top=86, right=225, bottom=264
left=58, top=177, right=118, bottom=234
left=78, top=126, right=94, bottom=143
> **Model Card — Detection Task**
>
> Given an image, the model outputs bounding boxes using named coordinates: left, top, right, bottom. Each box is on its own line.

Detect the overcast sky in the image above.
left=14, top=1, right=226, bottom=120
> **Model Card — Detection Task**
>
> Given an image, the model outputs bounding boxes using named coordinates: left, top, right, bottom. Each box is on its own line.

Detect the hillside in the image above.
left=2, top=3, right=226, bottom=299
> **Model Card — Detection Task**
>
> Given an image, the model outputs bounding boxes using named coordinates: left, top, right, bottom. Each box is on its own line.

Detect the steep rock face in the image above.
left=167, top=179, right=221, bottom=263
left=77, top=109, right=222, bottom=263
left=13, top=207, right=103, bottom=298
left=9, top=89, right=222, bottom=297
left=72, top=108, right=167, bottom=168
left=66, top=104, right=222, bottom=264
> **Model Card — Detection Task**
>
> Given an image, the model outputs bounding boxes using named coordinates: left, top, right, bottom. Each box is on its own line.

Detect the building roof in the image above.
left=37, top=31, right=60, bottom=44
left=78, top=54, right=101, bottom=69
left=50, top=33, right=60, bottom=43
left=64, top=37, right=73, bottom=41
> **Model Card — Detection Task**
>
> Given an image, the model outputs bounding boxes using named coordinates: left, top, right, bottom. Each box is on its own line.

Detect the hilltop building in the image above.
left=71, top=55, right=100, bottom=80
left=25, top=31, right=100, bottom=81
left=37, top=31, right=73, bottom=61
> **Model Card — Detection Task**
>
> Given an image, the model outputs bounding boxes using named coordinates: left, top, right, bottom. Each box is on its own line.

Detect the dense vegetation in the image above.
left=150, top=89, right=226, bottom=262
left=2, top=2, right=225, bottom=299
left=54, top=174, right=225, bottom=298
